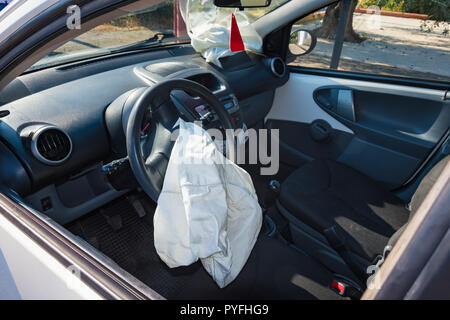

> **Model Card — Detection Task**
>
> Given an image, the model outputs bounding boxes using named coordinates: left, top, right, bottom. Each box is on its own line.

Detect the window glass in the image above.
left=288, top=7, right=337, bottom=69
left=288, top=0, right=450, bottom=82
left=30, top=0, right=290, bottom=71
left=57, top=3, right=185, bottom=53
left=30, top=0, right=188, bottom=71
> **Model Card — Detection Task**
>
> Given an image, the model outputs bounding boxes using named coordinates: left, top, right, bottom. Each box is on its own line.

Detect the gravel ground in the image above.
left=292, top=14, right=450, bottom=81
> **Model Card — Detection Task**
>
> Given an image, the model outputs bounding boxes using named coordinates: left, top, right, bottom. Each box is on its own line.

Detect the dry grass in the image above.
left=296, top=12, right=325, bottom=25
left=92, top=23, right=148, bottom=32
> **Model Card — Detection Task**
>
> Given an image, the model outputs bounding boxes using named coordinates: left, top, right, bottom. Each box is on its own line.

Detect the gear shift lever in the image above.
left=262, top=180, right=280, bottom=209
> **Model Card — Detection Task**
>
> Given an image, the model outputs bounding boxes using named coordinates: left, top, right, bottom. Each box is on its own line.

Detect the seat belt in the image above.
left=331, top=278, right=363, bottom=300
left=323, top=225, right=368, bottom=282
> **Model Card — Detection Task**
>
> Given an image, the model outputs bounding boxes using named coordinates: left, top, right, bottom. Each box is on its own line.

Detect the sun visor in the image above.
left=179, top=0, right=263, bottom=68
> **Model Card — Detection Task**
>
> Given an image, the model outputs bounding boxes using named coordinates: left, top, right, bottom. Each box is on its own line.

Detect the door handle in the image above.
left=314, top=87, right=356, bottom=122
left=336, top=89, right=356, bottom=122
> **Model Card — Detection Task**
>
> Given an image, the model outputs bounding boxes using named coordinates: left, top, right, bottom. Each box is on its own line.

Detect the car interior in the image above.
left=0, top=1, right=449, bottom=300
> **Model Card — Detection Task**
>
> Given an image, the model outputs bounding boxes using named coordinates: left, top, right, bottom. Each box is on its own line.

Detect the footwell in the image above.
left=66, top=193, right=202, bottom=299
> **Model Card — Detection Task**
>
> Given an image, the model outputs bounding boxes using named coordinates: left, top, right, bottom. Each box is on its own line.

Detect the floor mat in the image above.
left=66, top=194, right=202, bottom=299
left=65, top=193, right=340, bottom=300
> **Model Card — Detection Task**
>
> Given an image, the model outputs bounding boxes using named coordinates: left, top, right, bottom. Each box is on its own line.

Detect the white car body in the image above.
left=0, top=0, right=448, bottom=301
left=0, top=0, right=104, bottom=300
left=0, top=0, right=59, bottom=43
left=0, top=213, right=102, bottom=299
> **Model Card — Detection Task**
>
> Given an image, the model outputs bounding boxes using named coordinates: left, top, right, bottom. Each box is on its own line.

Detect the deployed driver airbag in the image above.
left=154, top=120, right=262, bottom=288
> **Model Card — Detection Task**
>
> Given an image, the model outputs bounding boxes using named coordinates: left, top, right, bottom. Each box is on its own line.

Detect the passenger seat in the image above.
left=278, top=155, right=449, bottom=280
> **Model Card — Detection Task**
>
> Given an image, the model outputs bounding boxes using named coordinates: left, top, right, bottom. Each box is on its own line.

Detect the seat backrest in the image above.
left=409, top=155, right=450, bottom=214
left=388, top=155, right=449, bottom=247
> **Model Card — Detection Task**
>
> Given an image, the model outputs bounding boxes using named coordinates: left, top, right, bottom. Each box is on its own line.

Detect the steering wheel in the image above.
left=126, top=79, right=236, bottom=202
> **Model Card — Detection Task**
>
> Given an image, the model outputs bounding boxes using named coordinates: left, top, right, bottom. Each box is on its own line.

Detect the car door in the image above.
left=0, top=205, right=103, bottom=299
left=265, top=1, right=450, bottom=201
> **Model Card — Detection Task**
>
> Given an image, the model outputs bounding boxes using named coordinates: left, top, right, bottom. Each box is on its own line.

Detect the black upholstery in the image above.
left=280, top=159, right=410, bottom=261
left=410, top=155, right=449, bottom=213
left=175, top=235, right=344, bottom=300
left=387, top=155, right=450, bottom=248
left=68, top=196, right=344, bottom=300
left=175, top=156, right=448, bottom=299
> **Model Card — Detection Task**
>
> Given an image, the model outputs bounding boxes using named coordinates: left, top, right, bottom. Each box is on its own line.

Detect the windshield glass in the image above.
left=29, top=0, right=290, bottom=71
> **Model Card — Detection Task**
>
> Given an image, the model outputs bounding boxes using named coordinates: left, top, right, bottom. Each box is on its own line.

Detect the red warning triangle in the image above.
left=230, top=13, right=245, bottom=52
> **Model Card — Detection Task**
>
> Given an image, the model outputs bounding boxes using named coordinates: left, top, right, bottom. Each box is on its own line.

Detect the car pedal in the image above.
left=128, top=195, right=147, bottom=218
left=101, top=209, right=123, bottom=231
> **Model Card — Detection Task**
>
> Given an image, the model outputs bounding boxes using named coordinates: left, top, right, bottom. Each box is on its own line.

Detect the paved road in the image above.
left=293, top=14, right=450, bottom=81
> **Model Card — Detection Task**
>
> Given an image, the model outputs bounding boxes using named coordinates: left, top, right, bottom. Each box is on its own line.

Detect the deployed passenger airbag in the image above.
left=179, top=0, right=263, bottom=67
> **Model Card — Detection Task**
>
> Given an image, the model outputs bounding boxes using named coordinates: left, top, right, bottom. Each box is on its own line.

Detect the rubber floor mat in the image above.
left=66, top=194, right=202, bottom=299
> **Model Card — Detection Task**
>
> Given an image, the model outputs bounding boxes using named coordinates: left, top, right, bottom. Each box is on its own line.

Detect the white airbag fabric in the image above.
left=154, top=119, right=262, bottom=288
left=179, top=0, right=263, bottom=68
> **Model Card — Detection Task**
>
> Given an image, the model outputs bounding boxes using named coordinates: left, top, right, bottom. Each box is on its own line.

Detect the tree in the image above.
left=313, top=0, right=365, bottom=43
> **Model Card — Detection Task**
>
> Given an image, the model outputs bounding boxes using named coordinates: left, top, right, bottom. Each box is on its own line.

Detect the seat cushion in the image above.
left=280, top=159, right=410, bottom=261
left=174, top=235, right=344, bottom=300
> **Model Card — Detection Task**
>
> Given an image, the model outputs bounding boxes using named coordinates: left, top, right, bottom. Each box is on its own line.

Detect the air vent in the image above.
left=269, top=57, right=287, bottom=78
left=31, top=126, right=72, bottom=165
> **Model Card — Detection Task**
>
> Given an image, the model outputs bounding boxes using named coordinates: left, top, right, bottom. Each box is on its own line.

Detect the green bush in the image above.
left=383, top=0, right=406, bottom=12
left=359, top=0, right=450, bottom=21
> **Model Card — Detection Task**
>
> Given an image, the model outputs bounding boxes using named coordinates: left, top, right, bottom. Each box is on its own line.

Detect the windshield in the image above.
left=29, top=0, right=290, bottom=71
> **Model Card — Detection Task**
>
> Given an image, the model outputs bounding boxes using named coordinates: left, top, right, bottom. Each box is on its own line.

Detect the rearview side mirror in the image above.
left=288, top=29, right=317, bottom=57
left=214, top=0, right=271, bottom=9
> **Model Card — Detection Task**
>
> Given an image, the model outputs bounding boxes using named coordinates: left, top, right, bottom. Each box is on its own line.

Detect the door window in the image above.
left=287, top=0, right=450, bottom=82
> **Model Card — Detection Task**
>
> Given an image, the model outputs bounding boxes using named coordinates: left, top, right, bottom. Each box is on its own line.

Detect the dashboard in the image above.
left=0, top=45, right=288, bottom=223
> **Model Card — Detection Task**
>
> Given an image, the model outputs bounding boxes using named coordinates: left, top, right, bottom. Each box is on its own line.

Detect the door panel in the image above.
left=265, top=74, right=354, bottom=134
left=337, top=137, right=420, bottom=188
left=314, top=86, right=448, bottom=159
left=266, top=73, right=450, bottom=189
